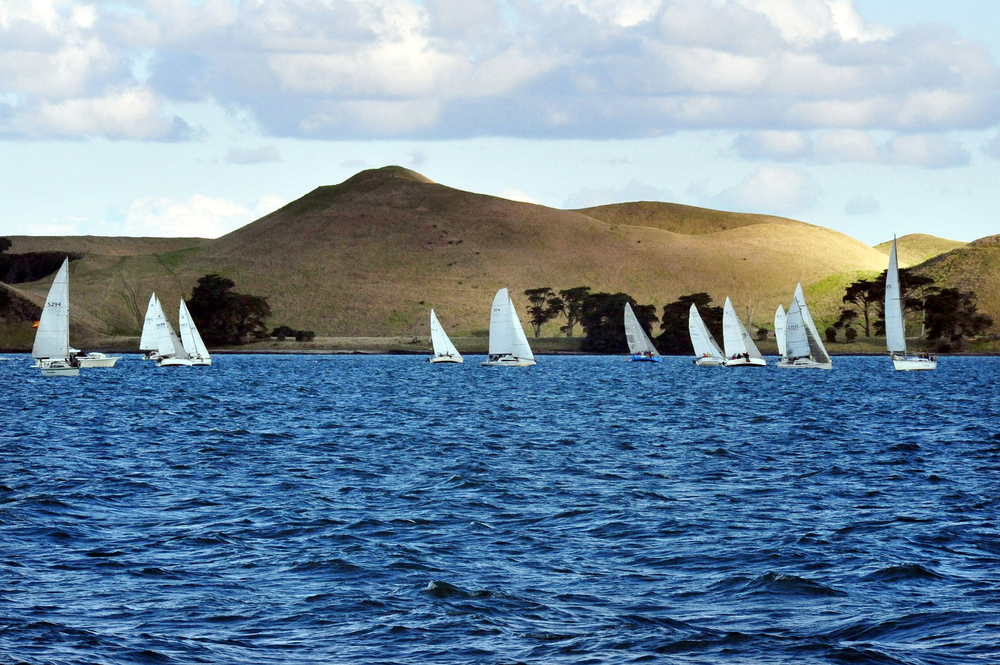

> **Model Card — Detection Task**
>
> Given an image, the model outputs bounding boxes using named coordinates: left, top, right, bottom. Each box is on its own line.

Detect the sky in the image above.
left=1, top=0, right=999, bottom=245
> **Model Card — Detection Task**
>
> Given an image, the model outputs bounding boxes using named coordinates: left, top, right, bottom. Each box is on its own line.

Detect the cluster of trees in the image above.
left=0, top=237, right=82, bottom=285
left=836, top=268, right=992, bottom=350
left=186, top=274, right=271, bottom=346
left=271, top=325, right=316, bottom=342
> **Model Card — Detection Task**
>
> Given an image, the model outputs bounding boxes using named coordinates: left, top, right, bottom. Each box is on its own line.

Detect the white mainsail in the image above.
left=794, top=283, right=831, bottom=364
left=31, top=258, right=70, bottom=360
left=624, top=302, right=659, bottom=356
left=486, top=288, right=535, bottom=364
left=774, top=304, right=787, bottom=358
left=784, top=297, right=811, bottom=359
left=722, top=297, right=764, bottom=360
left=154, top=297, right=190, bottom=360
left=178, top=299, right=211, bottom=361
left=139, top=293, right=158, bottom=352
left=884, top=238, right=906, bottom=355
left=688, top=304, right=724, bottom=360
left=429, top=309, right=462, bottom=360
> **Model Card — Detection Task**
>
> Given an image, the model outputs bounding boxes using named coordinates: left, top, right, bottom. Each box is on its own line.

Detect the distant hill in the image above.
left=873, top=234, right=966, bottom=267
left=913, top=235, right=1000, bottom=326
left=2, top=166, right=917, bottom=345
left=576, top=201, right=802, bottom=235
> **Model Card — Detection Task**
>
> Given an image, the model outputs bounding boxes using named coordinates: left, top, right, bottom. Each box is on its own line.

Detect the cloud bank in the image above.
left=1, top=0, right=998, bottom=145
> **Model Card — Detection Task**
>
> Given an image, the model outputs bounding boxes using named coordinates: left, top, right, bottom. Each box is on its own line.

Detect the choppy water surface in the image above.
left=2, top=353, right=1000, bottom=664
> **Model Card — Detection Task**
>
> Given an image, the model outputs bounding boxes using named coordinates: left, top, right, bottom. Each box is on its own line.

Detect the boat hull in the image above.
left=33, top=360, right=80, bottom=376
left=892, top=355, right=936, bottom=371
left=723, top=357, right=767, bottom=367
left=157, top=357, right=194, bottom=367
left=430, top=356, right=463, bottom=363
left=694, top=356, right=725, bottom=367
left=777, top=358, right=832, bottom=370
left=76, top=354, right=120, bottom=368
left=482, top=356, right=536, bottom=367
left=190, top=357, right=212, bottom=366
left=629, top=355, right=663, bottom=363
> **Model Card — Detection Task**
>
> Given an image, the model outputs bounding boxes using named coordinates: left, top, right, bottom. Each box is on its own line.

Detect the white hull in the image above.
left=777, top=358, right=832, bottom=370
left=190, top=357, right=212, bottom=366
left=76, top=354, right=120, bottom=368
left=694, top=356, right=725, bottom=367
left=723, top=357, right=767, bottom=367
left=892, top=355, right=937, bottom=371
left=430, top=355, right=463, bottom=363
left=34, top=359, right=79, bottom=376
left=157, top=357, right=194, bottom=367
left=482, top=355, right=536, bottom=367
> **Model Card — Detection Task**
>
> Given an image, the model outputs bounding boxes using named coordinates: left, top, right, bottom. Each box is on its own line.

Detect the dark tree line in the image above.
left=840, top=269, right=991, bottom=349
left=186, top=274, right=271, bottom=346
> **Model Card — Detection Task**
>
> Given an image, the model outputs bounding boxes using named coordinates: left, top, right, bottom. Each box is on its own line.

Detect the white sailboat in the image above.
left=688, top=304, right=724, bottom=366
left=482, top=288, right=536, bottom=366
left=153, top=297, right=193, bottom=367
left=625, top=302, right=662, bottom=362
left=429, top=309, right=463, bottom=363
left=31, top=258, right=79, bottom=376
left=774, top=304, right=787, bottom=358
left=722, top=297, right=766, bottom=367
left=140, top=293, right=160, bottom=361
left=178, top=299, right=212, bottom=366
left=885, top=237, right=936, bottom=371
left=777, top=284, right=832, bottom=369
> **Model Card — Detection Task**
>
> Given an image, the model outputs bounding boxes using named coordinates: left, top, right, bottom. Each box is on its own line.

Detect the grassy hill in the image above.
left=912, top=235, right=1000, bottom=328
left=873, top=234, right=966, bottom=267
left=1, top=166, right=926, bottom=347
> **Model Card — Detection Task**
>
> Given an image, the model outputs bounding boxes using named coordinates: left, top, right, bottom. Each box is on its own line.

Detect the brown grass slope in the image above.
left=10, top=166, right=893, bottom=342
left=873, top=234, right=966, bottom=267
left=576, top=201, right=803, bottom=235
left=913, top=235, right=1000, bottom=326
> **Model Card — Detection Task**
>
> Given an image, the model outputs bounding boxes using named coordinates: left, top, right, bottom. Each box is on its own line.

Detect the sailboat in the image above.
left=153, top=297, right=193, bottom=367
left=428, top=309, right=463, bottom=363
left=721, top=297, right=766, bottom=367
left=885, top=237, right=936, bottom=371
left=70, top=348, right=121, bottom=368
left=777, top=284, right=832, bottom=369
left=774, top=305, right=787, bottom=359
left=482, top=288, right=536, bottom=366
left=624, top=302, right=662, bottom=362
left=688, top=304, right=724, bottom=366
left=178, top=299, right=212, bottom=366
left=140, top=293, right=160, bottom=360
left=31, top=258, right=79, bottom=376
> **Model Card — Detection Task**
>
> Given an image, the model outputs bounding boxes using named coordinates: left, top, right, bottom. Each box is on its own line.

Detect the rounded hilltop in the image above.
left=341, top=166, right=435, bottom=189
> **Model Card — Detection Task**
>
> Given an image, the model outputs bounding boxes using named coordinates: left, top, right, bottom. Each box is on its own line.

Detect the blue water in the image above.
left=2, top=353, right=1000, bottom=664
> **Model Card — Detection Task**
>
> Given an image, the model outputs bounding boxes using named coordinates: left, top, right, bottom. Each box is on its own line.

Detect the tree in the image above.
left=872, top=267, right=938, bottom=338
left=558, top=286, right=591, bottom=337
left=580, top=292, right=655, bottom=353
left=0, top=238, right=10, bottom=254
left=924, top=288, right=992, bottom=347
left=656, top=293, right=723, bottom=355
left=845, top=326, right=858, bottom=343
left=187, top=274, right=271, bottom=345
left=523, top=287, right=564, bottom=338
left=825, top=326, right=837, bottom=343
left=842, top=278, right=883, bottom=337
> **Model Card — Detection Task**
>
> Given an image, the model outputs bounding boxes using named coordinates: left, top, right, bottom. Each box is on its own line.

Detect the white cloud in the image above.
left=984, top=133, right=1000, bottom=160
left=225, top=146, right=283, bottom=165
left=732, top=130, right=971, bottom=168
left=710, top=166, right=821, bottom=214
left=0, top=0, right=998, bottom=140
left=122, top=194, right=286, bottom=238
left=498, top=188, right=541, bottom=204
